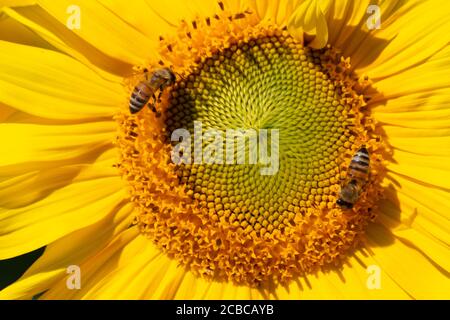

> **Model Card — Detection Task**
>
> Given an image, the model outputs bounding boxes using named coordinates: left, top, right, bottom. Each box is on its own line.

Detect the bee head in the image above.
left=161, top=67, right=176, bottom=84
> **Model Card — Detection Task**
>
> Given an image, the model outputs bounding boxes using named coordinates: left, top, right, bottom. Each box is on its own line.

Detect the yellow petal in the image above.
left=387, top=164, right=450, bottom=191
left=26, top=231, right=266, bottom=299
left=247, top=0, right=301, bottom=26
left=2, top=6, right=131, bottom=78
left=79, top=233, right=165, bottom=300
left=36, top=0, right=158, bottom=66
left=385, top=149, right=450, bottom=189
left=147, top=256, right=189, bottom=299
left=383, top=135, right=450, bottom=158
left=174, top=269, right=216, bottom=299
left=0, top=200, right=133, bottom=299
left=97, top=0, right=174, bottom=40
left=80, top=246, right=186, bottom=300
left=356, top=0, right=450, bottom=79
left=0, top=40, right=125, bottom=119
left=0, top=0, right=36, bottom=8
left=366, top=223, right=450, bottom=299
left=40, top=228, right=146, bottom=299
left=0, top=122, right=115, bottom=168
left=392, top=228, right=449, bottom=274
left=372, top=89, right=450, bottom=130
left=325, top=0, right=370, bottom=50
left=0, top=148, right=119, bottom=208
left=20, top=229, right=417, bottom=299
left=381, top=175, right=450, bottom=247
left=247, top=0, right=270, bottom=20
left=372, top=89, right=450, bottom=114
left=0, top=7, right=53, bottom=49
left=374, top=109, right=450, bottom=129
left=205, top=280, right=252, bottom=300
left=0, top=165, right=126, bottom=259
left=327, top=0, right=406, bottom=71
left=144, top=1, right=186, bottom=26
left=377, top=184, right=449, bottom=271
left=42, top=231, right=247, bottom=299
left=273, top=251, right=411, bottom=299
left=146, top=0, right=223, bottom=27
left=173, top=251, right=410, bottom=299
left=176, top=266, right=265, bottom=300
left=0, top=102, right=15, bottom=122
left=185, top=0, right=224, bottom=20
left=371, top=44, right=450, bottom=96
left=287, top=0, right=329, bottom=48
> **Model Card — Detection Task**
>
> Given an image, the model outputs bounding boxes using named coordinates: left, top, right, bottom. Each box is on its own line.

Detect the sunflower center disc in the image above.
left=166, top=35, right=351, bottom=235
left=116, top=30, right=383, bottom=286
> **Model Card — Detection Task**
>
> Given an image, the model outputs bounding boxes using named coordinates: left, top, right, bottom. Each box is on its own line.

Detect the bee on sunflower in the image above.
left=0, top=0, right=449, bottom=300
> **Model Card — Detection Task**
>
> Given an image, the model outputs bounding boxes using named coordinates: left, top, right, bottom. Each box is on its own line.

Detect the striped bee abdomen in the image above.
left=348, top=147, right=370, bottom=178
left=129, top=82, right=152, bottom=114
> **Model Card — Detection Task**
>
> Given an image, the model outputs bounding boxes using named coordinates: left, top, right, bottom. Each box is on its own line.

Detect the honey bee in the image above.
left=336, top=146, right=370, bottom=209
left=129, top=67, right=176, bottom=114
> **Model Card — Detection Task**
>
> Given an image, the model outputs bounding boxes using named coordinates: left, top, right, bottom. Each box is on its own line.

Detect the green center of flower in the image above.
left=165, top=34, right=352, bottom=236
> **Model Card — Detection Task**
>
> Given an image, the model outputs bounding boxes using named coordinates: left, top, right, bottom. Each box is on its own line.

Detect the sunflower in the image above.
left=0, top=0, right=449, bottom=300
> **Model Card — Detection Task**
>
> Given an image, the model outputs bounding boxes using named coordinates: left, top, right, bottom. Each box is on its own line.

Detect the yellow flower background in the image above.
left=0, top=0, right=449, bottom=299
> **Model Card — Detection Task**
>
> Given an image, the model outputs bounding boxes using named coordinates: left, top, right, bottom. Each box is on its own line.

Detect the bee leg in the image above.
left=147, top=94, right=157, bottom=113
left=147, top=104, right=157, bottom=113
left=152, top=90, right=163, bottom=118
left=148, top=103, right=161, bottom=117
left=147, top=95, right=162, bottom=118
left=156, top=86, right=164, bottom=103
left=143, top=68, right=149, bottom=81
